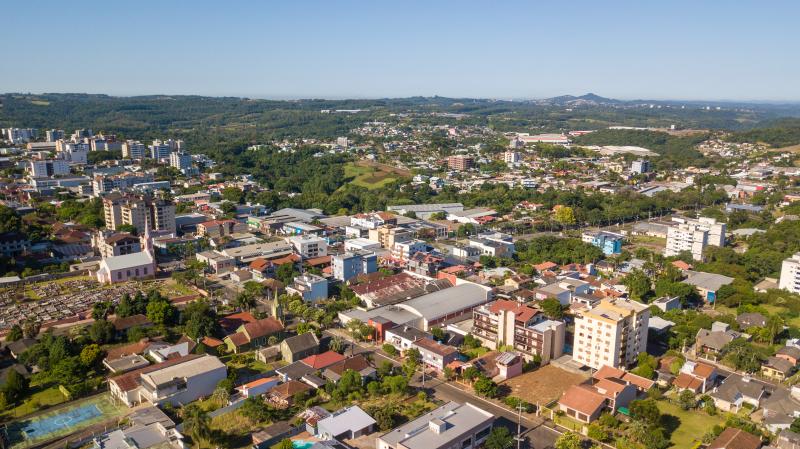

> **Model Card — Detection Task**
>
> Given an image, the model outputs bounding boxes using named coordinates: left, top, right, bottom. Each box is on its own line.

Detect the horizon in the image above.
left=1, top=1, right=799, bottom=102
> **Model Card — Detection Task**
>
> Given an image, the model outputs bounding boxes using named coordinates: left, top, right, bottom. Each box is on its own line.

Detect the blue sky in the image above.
left=1, top=1, right=798, bottom=101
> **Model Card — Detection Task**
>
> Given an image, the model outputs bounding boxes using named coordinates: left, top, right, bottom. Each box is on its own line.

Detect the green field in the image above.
left=656, top=400, right=725, bottom=448
left=2, top=386, right=67, bottom=420
left=344, top=162, right=401, bottom=190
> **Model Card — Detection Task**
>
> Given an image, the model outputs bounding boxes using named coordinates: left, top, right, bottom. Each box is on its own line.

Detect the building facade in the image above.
left=573, top=298, right=650, bottom=369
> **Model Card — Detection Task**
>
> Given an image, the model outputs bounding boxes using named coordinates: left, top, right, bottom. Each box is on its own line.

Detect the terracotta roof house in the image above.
left=323, top=355, right=377, bottom=383
left=558, top=385, right=607, bottom=423
left=112, top=314, right=153, bottom=333
left=223, top=317, right=284, bottom=353
left=267, top=380, right=312, bottom=407
left=593, top=365, right=654, bottom=393
left=707, top=427, right=762, bottom=449
left=219, top=311, right=258, bottom=334
left=302, top=351, right=345, bottom=370
left=105, top=338, right=152, bottom=361
left=776, top=346, right=800, bottom=366
left=672, top=360, right=717, bottom=394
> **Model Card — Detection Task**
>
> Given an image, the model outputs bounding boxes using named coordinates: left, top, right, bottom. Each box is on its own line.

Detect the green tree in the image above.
left=484, top=427, right=514, bottom=449
left=629, top=399, right=661, bottom=427
left=146, top=298, right=177, bottom=326
left=91, top=301, right=112, bottom=320
left=80, top=344, right=103, bottom=367
left=274, top=439, right=293, bottom=449
left=473, top=376, right=498, bottom=398
left=555, top=432, right=583, bottom=449
left=678, top=389, right=696, bottom=410
left=2, top=369, right=29, bottom=403
left=540, top=298, right=564, bottom=319
left=182, top=404, right=211, bottom=448
left=6, top=324, right=23, bottom=342
left=623, top=269, right=652, bottom=302
left=88, top=319, right=115, bottom=344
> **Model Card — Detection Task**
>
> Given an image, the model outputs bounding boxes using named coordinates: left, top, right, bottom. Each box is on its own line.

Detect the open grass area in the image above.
left=343, top=161, right=407, bottom=190
left=1, top=385, right=67, bottom=420
left=207, top=410, right=261, bottom=449
left=656, top=399, right=725, bottom=448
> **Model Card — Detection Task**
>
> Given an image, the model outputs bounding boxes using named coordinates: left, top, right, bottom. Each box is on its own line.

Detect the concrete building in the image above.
left=582, top=230, right=624, bottom=255
left=288, top=234, right=328, bottom=259
left=286, top=274, right=328, bottom=302
left=28, top=159, right=69, bottom=178
left=96, top=248, right=156, bottom=284
left=780, top=253, right=800, bottom=294
left=369, top=225, right=413, bottom=249
left=573, top=298, right=650, bottom=370
left=472, top=300, right=564, bottom=363
left=108, top=354, right=226, bottom=407
left=149, top=143, right=171, bottom=161
left=332, top=250, right=377, bottom=282
left=103, top=194, right=176, bottom=234
left=665, top=217, right=726, bottom=261
left=58, top=142, right=89, bottom=164
left=391, top=239, right=428, bottom=260
left=447, top=155, right=474, bottom=171
left=386, top=203, right=464, bottom=220
left=503, top=151, right=520, bottom=164
left=96, top=232, right=142, bottom=258
left=45, top=129, right=64, bottom=142
left=376, top=402, right=494, bottom=449
left=169, top=151, right=192, bottom=171
left=122, top=140, right=147, bottom=159
left=631, top=160, right=651, bottom=174
left=195, top=250, right=235, bottom=274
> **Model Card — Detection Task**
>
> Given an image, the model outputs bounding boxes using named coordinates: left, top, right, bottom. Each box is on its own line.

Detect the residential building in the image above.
left=286, top=274, right=328, bottom=302
left=96, top=232, right=142, bottom=258
left=58, top=142, right=90, bottom=164
left=673, top=360, right=717, bottom=394
left=391, top=239, right=427, bottom=260
left=682, top=271, right=735, bottom=303
left=196, top=219, right=238, bottom=238
left=289, top=234, right=328, bottom=258
left=472, top=300, right=564, bottom=363
left=351, top=212, right=397, bottom=230
left=92, top=406, right=184, bottom=449
left=414, top=337, right=459, bottom=372
left=780, top=253, right=800, bottom=294
left=322, top=355, right=376, bottom=383
left=28, top=159, right=69, bottom=178
left=503, top=151, right=520, bottom=164
left=45, top=129, right=64, bottom=142
left=103, top=193, right=176, bottom=234
left=573, top=298, right=650, bottom=369
left=385, top=325, right=432, bottom=353
left=631, top=159, right=651, bottom=174
left=763, top=357, right=795, bottom=381
left=109, top=355, right=226, bottom=407
left=315, top=406, right=375, bottom=440
left=267, top=380, right=312, bottom=407
left=169, top=151, right=192, bottom=171
left=122, top=140, right=147, bottom=159
left=447, top=155, right=474, bottom=171
left=664, top=217, right=726, bottom=261
left=195, top=250, right=235, bottom=273
left=710, top=374, right=766, bottom=412
left=707, top=427, right=762, bottom=449
left=149, top=143, right=172, bottom=161
left=369, top=225, right=413, bottom=249
left=582, top=230, right=624, bottom=255
left=376, top=402, right=494, bottom=449
left=223, top=317, right=284, bottom=353
left=332, top=250, right=377, bottom=282
left=0, top=232, right=31, bottom=257
left=695, top=323, right=745, bottom=357
left=558, top=366, right=652, bottom=424
left=236, top=377, right=280, bottom=398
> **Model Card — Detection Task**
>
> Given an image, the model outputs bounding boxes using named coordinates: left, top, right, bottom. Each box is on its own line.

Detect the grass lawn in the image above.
left=343, top=162, right=398, bottom=190
left=461, top=346, right=489, bottom=360
left=206, top=410, right=263, bottom=449
left=2, top=386, right=67, bottom=420
left=656, top=400, right=725, bottom=448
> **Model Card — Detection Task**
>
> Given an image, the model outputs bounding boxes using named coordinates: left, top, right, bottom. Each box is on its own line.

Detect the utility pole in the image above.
left=514, top=401, right=524, bottom=449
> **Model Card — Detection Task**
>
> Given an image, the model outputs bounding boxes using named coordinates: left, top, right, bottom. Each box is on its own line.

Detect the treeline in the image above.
left=725, top=118, right=800, bottom=147
left=573, top=129, right=709, bottom=169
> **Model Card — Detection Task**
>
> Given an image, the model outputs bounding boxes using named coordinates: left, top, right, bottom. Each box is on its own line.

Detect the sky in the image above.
left=1, top=1, right=799, bottom=101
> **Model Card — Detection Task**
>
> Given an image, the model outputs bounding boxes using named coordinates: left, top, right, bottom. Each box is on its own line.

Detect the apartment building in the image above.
left=169, top=151, right=192, bottom=171
left=28, top=159, right=69, bottom=178
left=369, top=225, right=413, bottom=249
left=391, top=239, right=427, bottom=260
left=103, top=194, right=176, bottom=234
left=92, top=173, right=155, bottom=195
left=503, top=151, right=520, bottom=164
left=664, top=217, right=726, bottom=261
left=472, top=300, right=564, bottom=363
left=288, top=234, right=328, bottom=259
left=573, top=298, right=650, bottom=370
left=122, top=140, right=147, bottom=159
left=780, top=253, right=800, bottom=294
left=582, top=230, right=624, bottom=255
left=286, top=274, right=328, bottom=302
left=95, top=232, right=142, bottom=258
left=332, top=250, right=377, bottom=281
left=447, top=155, right=474, bottom=171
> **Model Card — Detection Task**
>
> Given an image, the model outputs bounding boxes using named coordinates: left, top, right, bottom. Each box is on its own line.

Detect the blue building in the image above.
left=582, top=231, right=624, bottom=255
left=332, top=250, right=377, bottom=281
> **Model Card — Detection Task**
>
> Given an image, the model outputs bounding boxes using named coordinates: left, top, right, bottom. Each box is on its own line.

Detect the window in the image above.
left=475, top=426, right=491, bottom=441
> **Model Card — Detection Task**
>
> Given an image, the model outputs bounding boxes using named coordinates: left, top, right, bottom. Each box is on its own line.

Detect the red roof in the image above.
left=304, top=255, right=331, bottom=266
left=487, top=299, right=539, bottom=323
left=242, top=317, right=284, bottom=339
left=533, top=261, right=558, bottom=272
left=249, top=258, right=271, bottom=271
left=559, top=385, right=606, bottom=416
left=201, top=336, right=224, bottom=347
left=219, top=311, right=258, bottom=334
left=302, top=350, right=345, bottom=369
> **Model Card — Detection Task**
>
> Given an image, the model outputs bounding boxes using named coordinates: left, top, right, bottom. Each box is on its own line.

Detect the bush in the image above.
left=382, top=344, right=398, bottom=356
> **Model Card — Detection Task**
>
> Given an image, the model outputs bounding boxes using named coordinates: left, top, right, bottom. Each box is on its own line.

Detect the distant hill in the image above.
left=535, top=93, right=622, bottom=106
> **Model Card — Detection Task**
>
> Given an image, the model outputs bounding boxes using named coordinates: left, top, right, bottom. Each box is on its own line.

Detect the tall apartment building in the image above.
left=149, top=143, right=171, bottom=161
left=664, top=217, right=726, bottom=261
left=56, top=141, right=89, bottom=164
left=122, top=140, right=147, bottom=159
left=3, top=128, right=36, bottom=144
left=573, top=298, right=649, bottom=370
left=503, top=151, right=520, bottom=164
left=29, top=159, right=69, bottom=178
left=169, top=151, right=192, bottom=171
left=103, top=193, right=176, bottom=234
left=45, top=129, right=64, bottom=142
left=92, top=173, right=155, bottom=195
left=368, top=225, right=413, bottom=249
left=780, top=253, right=800, bottom=294
left=472, top=300, right=564, bottom=363
left=631, top=159, right=651, bottom=174
left=447, top=155, right=474, bottom=171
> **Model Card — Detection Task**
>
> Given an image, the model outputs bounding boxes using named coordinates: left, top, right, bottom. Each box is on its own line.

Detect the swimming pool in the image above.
left=292, top=440, right=315, bottom=449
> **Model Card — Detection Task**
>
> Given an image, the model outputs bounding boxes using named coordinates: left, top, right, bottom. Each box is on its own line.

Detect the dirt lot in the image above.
left=501, top=365, right=588, bottom=406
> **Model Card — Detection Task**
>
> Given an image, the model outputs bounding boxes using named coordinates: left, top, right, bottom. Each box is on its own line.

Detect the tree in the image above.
left=80, top=344, right=103, bottom=367
left=91, top=301, right=112, bottom=320
left=723, top=338, right=763, bottom=373
left=678, top=389, right=696, bottom=410
left=555, top=432, right=583, bottom=449
left=234, top=291, right=257, bottom=312
left=623, top=269, right=652, bottom=302
left=431, top=327, right=445, bottom=341
left=182, top=404, right=211, bottom=448
left=540, top=298, right=564, bottom=319
left=22, top=318, right=40, bottom=339
left=629, top=399, right=661, bottom=427
left=182, top=300, right=218, bottom=339
left=88, top=319, right=115, bottom=344
left=2, top=369, right=29, bottom=403
left=274, top=439, right=293, bottom=449
left=403, top=348, right=421, bottom=379
left=329, top=337, right=346, bottom=354
left=6, top=324, right=23, bottom=342
left=146, top=298, right=177, bottom=326
left=456, top=223, right=476, bottom=238
left=239, top=396, right=274, bottom=423
left=276, top=263, right=298, bottom=286
left=587, top=423, right=609, bottom=442
left=484, top=427, right=514, bottom=449
left=473, top=376, right=498, bottom=398
left=382, top=375, right=408, bottom=394
left=790, top=416, right=800, bottom=433
left=554, top=206, right=576, bottom=226
left=373, top=407, right=395, bottom=431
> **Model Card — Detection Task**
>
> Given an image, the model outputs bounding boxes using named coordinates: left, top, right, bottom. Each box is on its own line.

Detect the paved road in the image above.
left=324, top=330, right=562, bottom=449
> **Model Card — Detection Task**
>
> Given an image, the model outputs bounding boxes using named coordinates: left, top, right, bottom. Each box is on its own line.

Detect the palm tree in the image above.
left=235, top=292, right=257, bottom=312
left=182, top=404, right=211, bottom=448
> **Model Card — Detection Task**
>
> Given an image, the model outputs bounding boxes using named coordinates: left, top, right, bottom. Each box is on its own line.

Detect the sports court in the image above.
left=4, top=393, right=127, bottom=449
